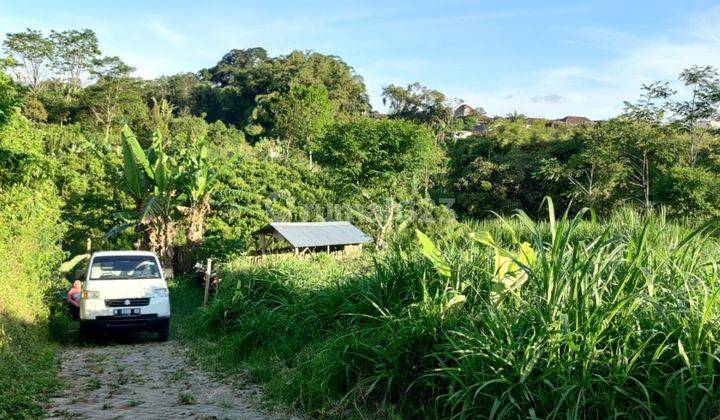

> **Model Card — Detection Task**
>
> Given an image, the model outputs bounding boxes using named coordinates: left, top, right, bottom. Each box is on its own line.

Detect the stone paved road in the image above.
left=44, top=340, right=283, bottom=419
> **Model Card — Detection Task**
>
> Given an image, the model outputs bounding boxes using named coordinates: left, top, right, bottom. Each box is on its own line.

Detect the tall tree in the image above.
left=674, top=65, right=720, bottom=166
left=382, top=82, right=455, bottom=142
left=2, top=29, right=54, bottom=92
left=49, top=28, right=101, bottom=89
left=623, top=81, right=675, bottom=124
left=621, top=82, right=677, bottom=211
left=146, top=72, right=204, bottom=114
left=197, top=48, right=369, bottom=132
left=80, top=56, right=142, bottom=143
left=203, top=47, right=269, bottom=87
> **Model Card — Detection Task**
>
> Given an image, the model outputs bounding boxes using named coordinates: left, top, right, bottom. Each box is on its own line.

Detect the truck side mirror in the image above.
left=74, top=269, right=86, bottom=281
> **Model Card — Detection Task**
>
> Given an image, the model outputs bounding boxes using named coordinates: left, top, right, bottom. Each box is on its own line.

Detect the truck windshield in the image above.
left=89, top=255, right=161, bottom=280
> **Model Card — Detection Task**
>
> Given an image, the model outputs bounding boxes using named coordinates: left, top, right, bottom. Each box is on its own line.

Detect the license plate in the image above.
left=114, top=308, right=140, bottom=316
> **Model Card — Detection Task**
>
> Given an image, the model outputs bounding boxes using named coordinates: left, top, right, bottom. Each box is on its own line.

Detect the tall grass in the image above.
left=188, top=203, right=720, bottom=418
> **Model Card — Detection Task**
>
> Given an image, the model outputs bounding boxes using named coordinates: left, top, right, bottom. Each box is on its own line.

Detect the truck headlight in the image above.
left=149, top=288, right=169, bottom=298
left=82, top=290, right=100, bottom=299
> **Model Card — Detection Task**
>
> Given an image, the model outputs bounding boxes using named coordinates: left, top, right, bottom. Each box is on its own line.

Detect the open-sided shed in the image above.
left=253, top=222, right=372, bottom=256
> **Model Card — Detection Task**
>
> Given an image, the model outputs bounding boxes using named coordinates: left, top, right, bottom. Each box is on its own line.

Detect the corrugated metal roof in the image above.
left=254, top=222, right=372, bottom=248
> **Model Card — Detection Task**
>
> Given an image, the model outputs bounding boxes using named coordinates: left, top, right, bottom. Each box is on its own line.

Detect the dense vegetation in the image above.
left=0, top=70, right=65, bottom=417
left=186, top=207, right=720, bottom=417
left=1, top=26, right=720, bottom=417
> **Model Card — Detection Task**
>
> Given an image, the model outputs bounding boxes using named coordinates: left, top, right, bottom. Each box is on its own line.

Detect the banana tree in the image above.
left=143, top=138, right=183, bottom=267
left=116, top=125, right=152, bottom=248
left=106, top=125, right=182, bottom=267
left=177, top=142, right=228, bottom=251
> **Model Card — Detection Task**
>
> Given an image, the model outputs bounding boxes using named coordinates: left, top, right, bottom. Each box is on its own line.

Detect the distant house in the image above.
left=453, top=104, right=477, bottom=118
left=253, top=222, right=372, bottom=257
left=551, top=116, right=595, bottom=126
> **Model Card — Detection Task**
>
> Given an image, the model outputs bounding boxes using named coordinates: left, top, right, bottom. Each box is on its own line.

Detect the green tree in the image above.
left=197, top=48, right=369, bottom=133
left=146, top=72, right=204, bottom=114
left=448, top=118, right=588, bottom=216
left=49, top=28, right=101, bottom=89
left=2, top=29, right=54, bottom=92
left=0, top=68, right=18, bottom=125
left=35, top=79, right=77, bottom=124
left=80, top=57, right=144, bottom=144
left=621, top=83, right=684, bottom=210
left=317, top=118, right=439, bottom=245
left=269, top=85, right=332, bottom=163
left=674, top=65, right=720, bottom=166
left=505, top=110, right=527, bottom=122
left=622, top=81, right=675, bottom=124
left=382, top=82, right=455, bottom=142
left=40, top=123, right=121, bottom=253
left=203, top=47, right=269, bottom=87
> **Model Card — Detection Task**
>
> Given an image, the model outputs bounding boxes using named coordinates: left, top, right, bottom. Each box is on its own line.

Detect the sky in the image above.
left=2, top=0, right=720, bottom=119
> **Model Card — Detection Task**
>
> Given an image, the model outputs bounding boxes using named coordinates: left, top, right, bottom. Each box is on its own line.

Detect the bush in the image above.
left=659, top=165, right=720, bottom=218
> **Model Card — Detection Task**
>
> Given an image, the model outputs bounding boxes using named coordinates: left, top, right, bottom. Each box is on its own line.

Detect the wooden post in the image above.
left=86, top=238, right=92, bottom=253
left=202, top=258, right=212, bottom=307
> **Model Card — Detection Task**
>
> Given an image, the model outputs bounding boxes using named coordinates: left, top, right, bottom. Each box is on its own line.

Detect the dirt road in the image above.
left=45, top=340, right=282, bottom=419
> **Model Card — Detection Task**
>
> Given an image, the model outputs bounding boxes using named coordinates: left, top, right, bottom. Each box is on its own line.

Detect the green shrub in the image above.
left=659, top=165, right=720, bottom=218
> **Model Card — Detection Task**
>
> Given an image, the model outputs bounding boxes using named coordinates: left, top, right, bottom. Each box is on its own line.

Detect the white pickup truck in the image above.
left=79, top=251, right=171, bottom=341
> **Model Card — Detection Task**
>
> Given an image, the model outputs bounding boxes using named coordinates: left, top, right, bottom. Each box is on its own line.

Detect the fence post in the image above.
left=202, top=258, right=212, bottom=307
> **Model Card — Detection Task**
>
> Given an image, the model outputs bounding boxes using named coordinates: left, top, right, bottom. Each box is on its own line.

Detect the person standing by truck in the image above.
left=67, top=279, right=82, bottom=320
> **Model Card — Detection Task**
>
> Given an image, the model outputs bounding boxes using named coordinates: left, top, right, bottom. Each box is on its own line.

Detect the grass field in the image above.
left=177, top=203, right=720, bottom=418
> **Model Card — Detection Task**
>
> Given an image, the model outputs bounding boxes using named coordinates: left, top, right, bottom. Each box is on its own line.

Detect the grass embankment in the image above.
left=0, top=185, right=66, bottom=418
left=178, top=206, right=720, bottom=418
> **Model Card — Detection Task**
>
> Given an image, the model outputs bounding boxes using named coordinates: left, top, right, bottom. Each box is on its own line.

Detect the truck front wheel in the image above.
left=79, top=322, right=96, bottom=342
left=158, top=325, right=169, bottom=342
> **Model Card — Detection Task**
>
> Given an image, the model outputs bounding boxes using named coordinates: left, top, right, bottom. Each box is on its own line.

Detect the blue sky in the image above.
left=2, top=0, right=719, bottom=118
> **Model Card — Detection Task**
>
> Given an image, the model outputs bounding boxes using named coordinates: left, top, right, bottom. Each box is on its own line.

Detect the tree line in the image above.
left=2, top=27, right=719, bottom=268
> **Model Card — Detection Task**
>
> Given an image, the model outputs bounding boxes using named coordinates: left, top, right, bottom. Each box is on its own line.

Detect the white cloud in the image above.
left=144, top=21, right=187, bottom=47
